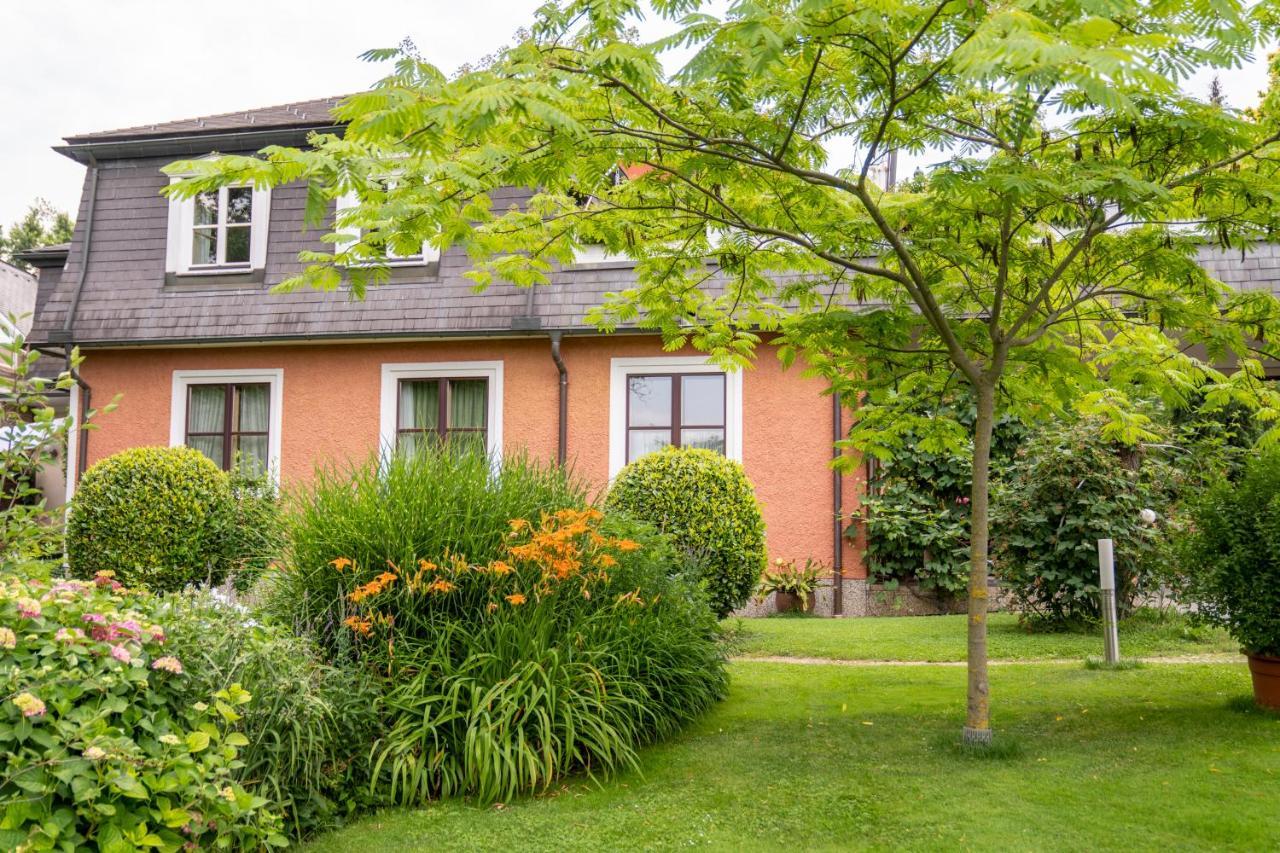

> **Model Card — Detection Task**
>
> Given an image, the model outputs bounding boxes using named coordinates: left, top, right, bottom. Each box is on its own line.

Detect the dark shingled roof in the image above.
left=63, top=97, right=347, bottom=144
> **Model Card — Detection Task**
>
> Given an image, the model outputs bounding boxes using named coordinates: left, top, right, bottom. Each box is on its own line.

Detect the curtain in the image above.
left=399, top=380, right=439, bottom=430
left=187, top=385, right=225, bottom=465
left=235, top=384, right=270, bottom=472
left=449, top=380, right=487, bottom=430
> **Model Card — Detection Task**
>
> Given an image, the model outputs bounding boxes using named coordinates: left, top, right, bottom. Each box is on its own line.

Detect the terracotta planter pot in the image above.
left=775, top=591, right=816, bottom=614
left=1246, top=652, right=1280, bottom=710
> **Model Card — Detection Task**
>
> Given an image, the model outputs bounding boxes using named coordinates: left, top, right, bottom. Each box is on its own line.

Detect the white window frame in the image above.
left=608, top=355, right=743, bottom=478
left=379, top=361, right=503, bottom=459
left=336, top=190, right=440, bottom=266
left=168, top=368, right=284, bottom=482
left=165, top=174, right=270, bottom=275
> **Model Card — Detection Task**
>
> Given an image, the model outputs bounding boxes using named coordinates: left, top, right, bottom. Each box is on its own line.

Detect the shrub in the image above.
left=67, top=446, right=235, bottom=592
left=606, top=447, right=766, bottom=617
left=276, top=447, right=726, bottom=806
left=223, top=465, right=285, bottom=591
left=0, top=573, right=286, bottom=850
left=161, top=590, right=382, bottom=838
left=1178, top=447, right=1280, bottom=656
left=992, top=418, right=1170, bottom=627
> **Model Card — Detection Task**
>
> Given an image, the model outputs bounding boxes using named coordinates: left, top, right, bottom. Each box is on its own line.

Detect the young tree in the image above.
left=0, top=199, right=74, bottom=271
left=171, top=0, right=1280, bottom=743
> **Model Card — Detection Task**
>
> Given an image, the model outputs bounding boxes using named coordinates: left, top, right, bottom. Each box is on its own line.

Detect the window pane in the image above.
left=681, top=428, right=726, bottom=455
left=225, top=226, right=250, bottom=264
left=449, top=380, right=487, bottom=429
left=192, top=228, right=217, bottom=265
left=398, top=431, right=430, bottom=456
left=194, top=192, right=218, bottom=226
left=236, top=384, right=269, bottom=432
left=681, top=374, right=725, bottom=426
left=188, top=385, right=226, bottom=433
left=226, top=187, right=253, bottom=224
left=399, top=380, right=439, bottom=430
left=627, top=376, right=671, bottom=427
left=628, top=429, right=672, bottom=461
left=234, top=435, right=268, bottom=473
left=189, top=435, right=224, bottom=467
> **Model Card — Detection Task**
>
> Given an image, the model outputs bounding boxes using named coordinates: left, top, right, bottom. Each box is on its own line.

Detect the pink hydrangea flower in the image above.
left=148, top=628, right=166, bottom=644
left=16, top=598, right=41, bottom=619
left=13, top=693, right=45, bottom=717
left=109, top=645, right=131, bottom=664
left=82, top=613, right=106, bottom=624
left=90, top=625, right=116, bottom=642
left=151, top=656, right=183, bottom=674
left=0, top=627, right=15, bottom=650
left=112, top=620, right=142, bottom=638
left=55, top=627, right=83, bottom=643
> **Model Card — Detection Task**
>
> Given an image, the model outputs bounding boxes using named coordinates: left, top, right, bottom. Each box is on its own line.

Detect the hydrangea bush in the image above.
left=0, top=572, right=287, bottom=850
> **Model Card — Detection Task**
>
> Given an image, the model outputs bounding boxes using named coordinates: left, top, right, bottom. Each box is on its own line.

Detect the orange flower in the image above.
left=616, top=539, right=641, bottom=552
left=595, top=553, right=618, bottom=568
left=427, top=578, right=456, bottom=595
left=490, top=560, right=513, bottom=576
left=505, top=593, right=527, bottom=606
left=418, top=559, right=437, bottom=572
left=509, top=518, right=529, bottom=532
left=343, top=616, right=372, bottom=636
left=330, top=557, right=353, bottom=572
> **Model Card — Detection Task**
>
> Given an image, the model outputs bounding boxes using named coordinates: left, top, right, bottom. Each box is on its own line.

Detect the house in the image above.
left=23, top=97, right=870, bottom=613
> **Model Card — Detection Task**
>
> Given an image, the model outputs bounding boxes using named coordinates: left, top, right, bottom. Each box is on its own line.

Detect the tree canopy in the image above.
left=0, top=200, right=73, bottom=271
left=170, top=0, right=1280, bottom=742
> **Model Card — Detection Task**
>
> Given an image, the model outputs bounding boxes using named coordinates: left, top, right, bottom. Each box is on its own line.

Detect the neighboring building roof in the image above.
left=0, top=261, right=36, bottom=335
left=13, top=244, right=70, bottom=269
left=63, top=97, right=347, bottom=144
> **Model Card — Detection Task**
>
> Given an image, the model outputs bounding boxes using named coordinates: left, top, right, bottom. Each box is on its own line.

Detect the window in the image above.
left=396, top=377, right=488, bottom=453
left=169, top=369, right=283, bottom=479
left=380, top=362, right=503, bottom=459
left=608, top=356, right=742, bottom=477
left=165, top=173, right=270, bottom=275
left=336, top=190, right=441, bottom=266
left=184, top=383, right=270, bottom=471
left=626, top=374, right=726, bottom=461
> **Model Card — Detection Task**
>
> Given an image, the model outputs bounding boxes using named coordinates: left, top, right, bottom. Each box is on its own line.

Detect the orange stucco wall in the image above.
left=77, top=335, right=865, bottom=577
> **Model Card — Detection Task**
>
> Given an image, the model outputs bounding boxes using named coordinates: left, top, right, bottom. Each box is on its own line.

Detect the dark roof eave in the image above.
left=55, top=124, right=345, bottom=164
left=13, top=244, right=71, bottom=268
left=23, top=326, right=659, bottom=349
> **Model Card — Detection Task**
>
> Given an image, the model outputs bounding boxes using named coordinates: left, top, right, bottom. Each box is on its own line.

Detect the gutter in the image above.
left=832, top=391, right=844, bottom=616
left=550, top=332, right=568, bottom=465
left=54, top=125, right=343, bottom=164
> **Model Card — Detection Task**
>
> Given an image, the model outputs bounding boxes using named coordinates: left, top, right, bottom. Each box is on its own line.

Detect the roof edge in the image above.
left=12, top=244, right=70, bottom=268
left=55, top=125, right=344, bottom=164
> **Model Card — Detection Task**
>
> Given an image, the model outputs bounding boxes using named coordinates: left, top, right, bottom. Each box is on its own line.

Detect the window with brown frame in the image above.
left=396, top=377, right=488, bottom=453
left=625, top=373, right=726, bottom=462
left=184, top=383, right=271, bottom=471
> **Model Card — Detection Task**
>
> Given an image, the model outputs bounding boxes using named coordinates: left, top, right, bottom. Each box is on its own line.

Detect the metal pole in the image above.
left=1097, top=538, right=1120, bottom=664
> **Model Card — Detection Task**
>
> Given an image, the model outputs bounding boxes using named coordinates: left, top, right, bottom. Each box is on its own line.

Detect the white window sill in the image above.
left=178, top=266, right=254, bottom=277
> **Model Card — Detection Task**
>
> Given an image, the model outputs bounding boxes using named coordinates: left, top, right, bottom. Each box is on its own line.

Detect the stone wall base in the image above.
left=733, top=579, right=998, bottom=618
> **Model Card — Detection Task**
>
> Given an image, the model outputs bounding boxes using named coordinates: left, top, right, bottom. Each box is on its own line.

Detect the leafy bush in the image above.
left=67, top=446, right=235, bottom=592
left=222, top=465, right=285, bottom=591
left=161, top=590, right=381, bottom=838
left=0, top=573, right=286, bottom=850
left=606, top=447, right=766, bottom=617
left=992, top=418, right=1169, bottom=627
left=275, top=447, right=726, bottom=806
left=1178, top=447, right=1280, bottom=656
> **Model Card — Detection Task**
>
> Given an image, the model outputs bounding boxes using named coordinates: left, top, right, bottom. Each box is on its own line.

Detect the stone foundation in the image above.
left=733, top=579, right=1001, bottom=618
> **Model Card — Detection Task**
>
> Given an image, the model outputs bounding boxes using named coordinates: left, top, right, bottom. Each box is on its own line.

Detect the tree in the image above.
left=0, top=199, right=74, bottom=271
left=169, top=0, right=1280, bottom=744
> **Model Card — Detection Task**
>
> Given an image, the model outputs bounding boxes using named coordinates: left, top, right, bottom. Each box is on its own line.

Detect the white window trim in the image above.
left=65, top=382, right=81, bottom=505
left=168, top=368, right=284, bottom=482
left=379, top=361, right=503, bottom=459
left=608, top=355, right=743, bottom=479
left=336, top=191, right=440, bottom=266
left=165, top=174, right=270, bottom=274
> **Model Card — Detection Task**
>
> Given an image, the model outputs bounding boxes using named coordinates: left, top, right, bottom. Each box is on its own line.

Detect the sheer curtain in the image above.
left=187, top=385, right=225, bottom=465
left=235, top=384, right=270, bottom=472
left=398, top=380, right=440, bottom=455
left=449, top=380, right=486, bottom=430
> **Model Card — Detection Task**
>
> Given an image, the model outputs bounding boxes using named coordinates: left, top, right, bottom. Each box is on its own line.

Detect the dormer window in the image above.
left=166, top=172, right=270, bottom=276
left=336, top=190, right=440, bottom=267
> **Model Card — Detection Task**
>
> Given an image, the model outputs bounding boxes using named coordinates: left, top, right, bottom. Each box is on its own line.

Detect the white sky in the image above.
left=1, top=1, right=1273, bottom=229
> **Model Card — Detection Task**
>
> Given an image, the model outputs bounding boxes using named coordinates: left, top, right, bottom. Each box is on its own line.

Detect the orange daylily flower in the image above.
left=505, top=593, right=527, bottom=606
left=331, top=557, right=354, bottom=572
left=616, top=539, right=641, bottom=552
left=490, top=560, right=513, bottom=576
left=343, top=616, right=372, bottom=636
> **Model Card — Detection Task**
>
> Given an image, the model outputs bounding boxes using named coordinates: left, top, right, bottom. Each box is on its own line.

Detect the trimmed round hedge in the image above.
left=67, top=446, right=234, bottom=592
left=606, top=446, right=766, bottom=617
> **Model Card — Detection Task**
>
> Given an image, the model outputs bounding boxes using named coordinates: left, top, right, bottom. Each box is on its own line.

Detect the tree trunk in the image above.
left=963, top=380, right=997, bottom=745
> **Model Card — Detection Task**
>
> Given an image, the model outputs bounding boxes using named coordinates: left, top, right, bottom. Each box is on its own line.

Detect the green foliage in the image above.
left=222, top=464, right=285, bottom=591
left=606, top=447, right=766, bottom=617
left=992, top=418, right=1170, bottom=627
left=1178, top=446, right=1280, bottom=656
left=755, top=558, right=825, bottom=608
left=0, top=574, right=286, bottom=850
left=275, top=446, right=725, bottom=806
left=0, top=199, right=73, bottom=271
left=67, top=447, right=235, bottom=592
left=161, top=591, right=382, bottom=838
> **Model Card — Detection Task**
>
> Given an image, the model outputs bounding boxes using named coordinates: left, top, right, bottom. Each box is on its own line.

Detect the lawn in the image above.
left=727, top=610, right=1237, bottom=662
left=309, top=661, right=1278, bottom=852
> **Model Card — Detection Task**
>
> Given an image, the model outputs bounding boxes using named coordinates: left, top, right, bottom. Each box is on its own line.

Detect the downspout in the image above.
left=549, top=332, right=568, bottom=465
left=64, top=155, right=100, bottom=485
left=831, top=391, right=844, bottom=616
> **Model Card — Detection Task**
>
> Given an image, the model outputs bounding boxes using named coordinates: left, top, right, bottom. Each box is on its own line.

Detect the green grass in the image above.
left=726, top=610, right=1236, bottom=662
left=307, top=661, right=1280, bottom=851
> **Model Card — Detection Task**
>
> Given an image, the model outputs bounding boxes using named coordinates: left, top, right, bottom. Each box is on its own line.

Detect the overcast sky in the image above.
left=2, top=1, right=1273, bottom=229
